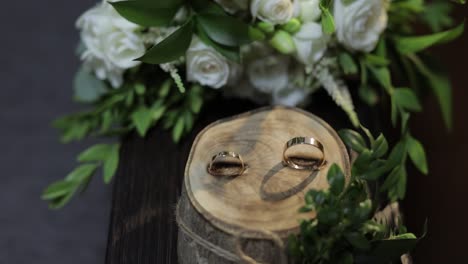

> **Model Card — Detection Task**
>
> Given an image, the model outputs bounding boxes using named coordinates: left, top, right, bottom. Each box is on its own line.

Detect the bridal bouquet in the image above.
left=43, top=0, right=464, bottom=261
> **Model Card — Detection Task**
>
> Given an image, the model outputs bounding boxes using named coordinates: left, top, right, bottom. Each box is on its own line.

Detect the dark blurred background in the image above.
left=404, top=6, right=468, bottom=263
left=0, top=1, right=466, bottom=263
left=0, top=0, right=109, bottom=263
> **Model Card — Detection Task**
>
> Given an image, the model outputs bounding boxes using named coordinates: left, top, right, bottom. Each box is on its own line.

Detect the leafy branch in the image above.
left=289, top=164, right=420, bottom=264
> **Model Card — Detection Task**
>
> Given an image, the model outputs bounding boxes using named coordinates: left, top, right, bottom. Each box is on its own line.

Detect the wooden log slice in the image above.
left=178, top=106, right=351, bottom=263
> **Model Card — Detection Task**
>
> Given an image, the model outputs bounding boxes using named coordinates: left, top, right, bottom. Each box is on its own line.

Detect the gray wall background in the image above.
left=0, top=1, right=109, bottom=263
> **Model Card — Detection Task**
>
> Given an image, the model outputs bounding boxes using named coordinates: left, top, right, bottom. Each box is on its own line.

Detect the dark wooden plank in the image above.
left=105, top=98, right=257, bottom=264
left=105, top=93, right=377, bottom=263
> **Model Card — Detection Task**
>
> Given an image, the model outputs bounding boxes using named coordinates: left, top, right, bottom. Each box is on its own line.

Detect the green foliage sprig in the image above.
left=43, top=66, right=206, bottom=208
left=288, top=164, right=422, bottom=264
left=112, top=0, right=253, bottom=64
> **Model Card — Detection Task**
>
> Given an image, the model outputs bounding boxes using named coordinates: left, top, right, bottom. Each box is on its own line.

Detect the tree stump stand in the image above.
left=177, top=107, right=351, bottom=263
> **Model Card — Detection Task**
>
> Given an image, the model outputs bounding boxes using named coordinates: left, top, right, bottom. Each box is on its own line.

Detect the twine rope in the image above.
left=175, top=202, right=288, bottom=264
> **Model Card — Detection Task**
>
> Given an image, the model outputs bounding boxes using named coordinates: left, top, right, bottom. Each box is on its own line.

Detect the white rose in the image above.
left=293, top=22, right=329, bottom=65
left=334, top=0, right=388, bottom=52
left=186, top=37, right=231, bottom=89
left=251, top=0, right=294, bottom=25
left=247, top=55, right=290, bottom=94
left=81, top=50, right=124, bottom=88
left=294, top=0, right=321, bottom=22
left=214, top=0, right=248, bottom=13
left=76, top=2, right=145, bottom=87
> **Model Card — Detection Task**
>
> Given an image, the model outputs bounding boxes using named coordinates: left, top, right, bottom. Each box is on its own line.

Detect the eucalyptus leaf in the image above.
left=131, top=106, right=153, bottom=137
left=196, top=22, right=240, bottom=62
left=339, top=52, right=358, bottom=75
left=103, top=144, right=120, bottom=184
left=48, top=188, right=78, bottom=210
left=407, top=136, right=428, bottom=175
left=395, top=23, right=464, bottom=55
left=65, top=164, right=99, bottom=183
left=345, top=232, right=371, bottom=250
left=393, top=88, right=422, bottom=112
left=409, top=54, right=452, bottom=129
left=338, top=129, right=367, bottom=153
left=111, top=0, right=181, bottom=27
left=386, top=140, right=407, bottom=169
left=197, top=14, right=251, bottom=46
left=357, top=236, right=418, bottom=263
left=368, top=66, right=393, bottom=93
left=172, top=116, right=185, bottom=142
left=372, top=134, right=388, bottom=158
left=327, top=164, right=345, bottom=195
left=78, top=144, right=113, bottom=162
left=41, top=180, right=77, bottom=200
left=138, top=20, right=193, bottom=64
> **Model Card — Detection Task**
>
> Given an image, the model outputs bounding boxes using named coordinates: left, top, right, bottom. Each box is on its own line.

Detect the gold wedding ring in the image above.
left=207, top=151, right=246, bottom=177
left=283, top=137, right=326, bottom=170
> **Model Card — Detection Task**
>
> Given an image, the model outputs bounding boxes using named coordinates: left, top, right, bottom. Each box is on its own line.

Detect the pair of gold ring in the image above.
left=207, top=137, right=326, bottom=177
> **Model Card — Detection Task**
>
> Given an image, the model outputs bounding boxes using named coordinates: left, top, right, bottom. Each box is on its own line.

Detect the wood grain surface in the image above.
left=185, top=107, right=350, bottom=236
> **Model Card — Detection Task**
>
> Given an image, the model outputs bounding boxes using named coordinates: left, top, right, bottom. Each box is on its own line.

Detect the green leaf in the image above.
left=345, top=232, right=371, bottom=250
left=196, top=22, right=240, bottom=62
left=317, top=207, right=339, bottom=225
left=73, top=67, right=108, bottom=103
left=48, top=189, right=77, bottom=210
left=359, top=237, right=418, bottom=263
left=110, top=0, right=182, bottom=27
left=409, top=54, right=452, bottom=129
left=197, top=14, right=251, bottom=46
left=138, top=20, right=194, bottom=64
left=386, top=140, right=407, bottom=169
left=360, top=125, right=375, bottom=145
left=190, top=93, right=203, bottom=113
left=131, top=106, right=153, bottom=137
left=360, top=160, right=388, bottom=181
left=393, top=88, right=422, bottom=112
left=151, top=101, right=167, bottom=121
left=368, top=66, right=393, bottom=93
left=407, top=136, right=428, bottom=175
left=172, top=116, right=185, bottom=142
left=159, top=79, right=172, bottom=98
left=421, top=2, right=455, bottom=32
left=339, top=52, right=358, bottom=75
left=191, top=0, right=225, bottom=14
left=395, top=23, right=464, bottom=55
left=41, top=180, right=77, bottom=200
left=319, top=4, right=335, bottom=34
left=365, top=54, right=390, bottom=66
left=327, top=164, right=345, bottom=195
left=372, top=134, right=389, bottom=158
left=396, top=167, right=407, bottom=200
left=65, top=164, right=99, bottom=183
left=78, top=144, right=113, bottom=162
left=358, top=85, right=379, bottom=106
left=338, top=129, right=367, bottom=153
left=381, top=165, right=402, bottom=191
left=103, top=144, right=120, bottom=184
